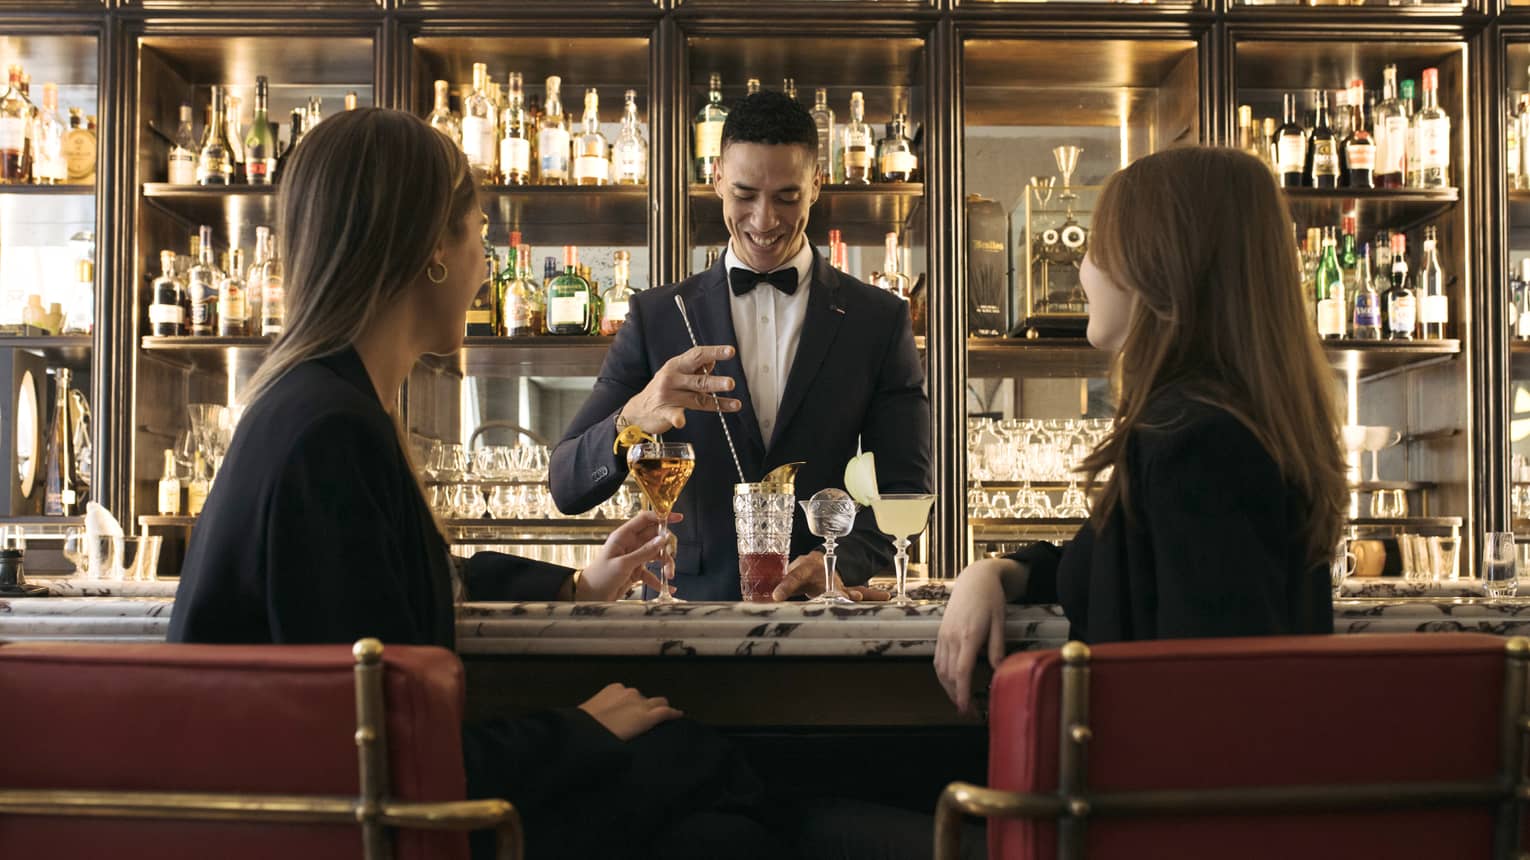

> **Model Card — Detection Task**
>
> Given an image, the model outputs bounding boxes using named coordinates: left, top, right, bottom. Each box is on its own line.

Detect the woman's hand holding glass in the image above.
left=578, top=510, right=684, bottom=601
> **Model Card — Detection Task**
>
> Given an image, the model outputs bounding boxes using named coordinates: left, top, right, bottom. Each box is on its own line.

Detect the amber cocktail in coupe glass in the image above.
left=627, top=441, right=696, bottom=603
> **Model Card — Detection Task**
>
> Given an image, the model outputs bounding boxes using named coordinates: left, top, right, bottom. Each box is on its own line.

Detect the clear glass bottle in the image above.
left=260, top=231, right=284, bottom=337
left=461, top=63, right=498, bottom=179
left=693, top=73, right=728, bottom=183
left=1237, top=105, right=1260, bottom=162
left=168, top=102, right=197, bottom=184
left=0, top=65, right=30, bottom=183
left=1304, top=90, right=1339, bottom=189
left=600, top=250, right=635, bottom=336
left=611, top=89, right=647, bottom=185
left=499, top=72, right=532, bottom=186
left=1385, top=232, right=1415, bottom=341
left=246, top=227, right=265, bottom=328
left=545, top=245, right=592, bottom=336
left=841, top=91, right=873, bottom=185
left=187, top=451, right=209, bottom=517
left=1416, top=225, right=1447, bottom=339
left=810, top=88, right=835, bottom=182
left=244, top=76, right=277, bottom=185
left=1374, top=66, right=1407, bottom=189
left=537, top=76, right=571, bottom=186
left=427, top=79, right=461, bottom=145
left=573, top=88, right=610, bottom=186
left=1352, top=244, right=1382, bottom=341
left=1273, top=92, right=1305, bottom=188
left=187, top=225, right=218, bottom=335
left=218, top=247, right=247, bottom=336
left=872, top=232, right=910, bottom=299
left=157, top=449, right=181, bottom=516
left=196, top=86, right=233, bottom=186
left=306, top=95, right=324, bottom=130
left=32, top=83, right=66, bottom=185
left=43, top=367, right=81, bottom=516
left=1412, top=68, right=1450, bottom=189
left=877, top=105, right=917, bottom=183
left=225, top=93, right=245, bottom=182
left=149, top=250, right=185, bottom=337
left=1315, top=227, right=1346, bottom=340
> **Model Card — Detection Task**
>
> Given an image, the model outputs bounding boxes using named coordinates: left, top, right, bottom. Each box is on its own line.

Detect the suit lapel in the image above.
left=770, top=249, right=844, bottom=451
left=682, top=259, right=767, bottom=478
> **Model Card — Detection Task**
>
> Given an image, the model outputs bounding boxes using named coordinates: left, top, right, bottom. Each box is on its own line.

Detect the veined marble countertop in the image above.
left=7, top=587, right=1530, bottom=656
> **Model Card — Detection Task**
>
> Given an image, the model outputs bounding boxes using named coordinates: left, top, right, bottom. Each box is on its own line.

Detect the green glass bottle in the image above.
left=1315, top=226, right=1346, bottom=340
left=545, top=245, right=592, bottom=336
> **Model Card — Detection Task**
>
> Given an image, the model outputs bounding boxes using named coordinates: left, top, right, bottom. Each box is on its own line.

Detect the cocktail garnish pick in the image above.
left=673, top=294, right=746, bottom=484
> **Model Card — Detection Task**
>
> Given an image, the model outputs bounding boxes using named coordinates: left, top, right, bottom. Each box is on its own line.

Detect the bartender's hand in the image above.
left=935, top=558, right=1021, bottom=716
left=619, top=345, right=741, bottom=435
left=580, top=510, right=683, bottom=601
left=579, top=683, right=684, bottom=741
left=771, top=551, right=892, bottom=602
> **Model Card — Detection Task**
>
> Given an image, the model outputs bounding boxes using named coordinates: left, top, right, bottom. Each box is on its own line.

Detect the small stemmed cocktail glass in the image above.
left=627, top=440, right=696, bottom=603
left=801, top=488, right=858, bottom=605
left=871, top=493, right=936, bottom=606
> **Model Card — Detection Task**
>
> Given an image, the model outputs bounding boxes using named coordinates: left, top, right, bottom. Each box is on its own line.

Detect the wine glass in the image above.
left=870, top=493, right=936, bottom=606
left=61, top=527, right=88, bottom=577
left=627, top=441, right=696, bottom=603
left=800, top=489, right=857, bottom=605
left=1361, top=426, right=1403, bottom=482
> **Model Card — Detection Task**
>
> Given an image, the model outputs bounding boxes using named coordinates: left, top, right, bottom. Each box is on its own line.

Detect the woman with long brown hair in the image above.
left=936, top=145, right=1347, bottom=714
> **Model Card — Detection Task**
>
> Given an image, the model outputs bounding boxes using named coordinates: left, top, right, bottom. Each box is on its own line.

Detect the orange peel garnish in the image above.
left=614, top=424, right=657, bottom=455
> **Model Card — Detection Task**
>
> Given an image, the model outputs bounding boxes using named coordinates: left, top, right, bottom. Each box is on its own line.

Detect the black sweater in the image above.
left=1007, top=389, right=1334, bottom=644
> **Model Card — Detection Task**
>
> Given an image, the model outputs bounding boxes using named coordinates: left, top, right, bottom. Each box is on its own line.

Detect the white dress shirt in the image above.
left=724, top=239, right=813, bottom=444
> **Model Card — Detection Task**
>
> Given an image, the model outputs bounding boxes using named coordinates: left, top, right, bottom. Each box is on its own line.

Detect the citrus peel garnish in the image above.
left=614, top=424, right=657, bottom=455
left=843, top=451, right=880, bottom=507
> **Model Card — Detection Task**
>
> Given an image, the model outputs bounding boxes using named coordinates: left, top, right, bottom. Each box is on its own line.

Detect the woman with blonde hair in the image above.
left=936, top=145, right=1347, bottom=714
left=168, top=108, right=780, bottom=859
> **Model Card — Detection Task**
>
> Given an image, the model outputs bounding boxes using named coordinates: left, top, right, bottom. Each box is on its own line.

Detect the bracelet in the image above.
left=570, top=568, right=584, bottom=602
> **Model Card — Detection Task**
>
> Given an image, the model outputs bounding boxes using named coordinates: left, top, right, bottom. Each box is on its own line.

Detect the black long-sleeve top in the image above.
left=1007, top=388, right=1334, bottom=644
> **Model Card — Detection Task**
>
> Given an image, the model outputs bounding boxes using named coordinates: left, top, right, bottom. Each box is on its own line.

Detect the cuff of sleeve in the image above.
left=1003, top=541, right=1062, bottom=604
left=462, top=551, right=575, bottom=602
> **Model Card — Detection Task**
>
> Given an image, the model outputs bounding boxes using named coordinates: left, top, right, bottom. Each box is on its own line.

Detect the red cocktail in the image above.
left=739, top=552, right=787, bottom=602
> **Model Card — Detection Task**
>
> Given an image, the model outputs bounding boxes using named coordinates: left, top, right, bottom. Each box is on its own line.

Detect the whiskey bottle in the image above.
left=188, top=226, right=219, bottom=336
left=196, top=87, right=234, bottom=185
left=43, top=367, right=82, bottom=516
left=810, top=88, right=835, bottom=182
left=149, top=250, right=186, bottom=337
left=842, top=91, right=873, bottom=185
left=1413, top=68, right=1450, bottom=189
left=157, top=449, right=182, bottom=516
left=62, top=108, right=95, bottom=185
left=1342, top=82, right=1375, bottom=189
left=1416, top=226, right=1447, bottom=339
left=546, top=246, right=592, bottom=336
left=0, top=66, right=28, bottom=183
left=168, top=103, right=197, bottom=184
left=245, top=76, right=277, bottom=185
left=693, top=73, right=728, bottom=183
left=877, top=103, right=917, bottom=183
left=427, top=80, right=461, bottom=145
left=1273, top=92, right=1306, bottom=189
left=611, top=89, right=647, bottom=185
left=1304, top=91, right=1339, bottom=189
left=572, top=89, right=610, bottom=186
left=33, top=83, right=66, bottom=185
left=499, top=72, right=532, bottom=185
left=461, top=63, right=498, bottom=179
left=537, top=76, right=571, bottom=185
left=1385, top=232, right=1415, bottom=340
left=466, top=222, right=498, bottom=336
left=600, top=250, right=634, bottom=336
left=218, top=247, right=248, bottom=336
left=500, top=240, right=538, bottom=337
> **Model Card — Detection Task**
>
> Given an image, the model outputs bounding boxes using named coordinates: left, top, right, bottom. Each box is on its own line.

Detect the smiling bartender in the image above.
left=549, top=90, right=932, bottom=601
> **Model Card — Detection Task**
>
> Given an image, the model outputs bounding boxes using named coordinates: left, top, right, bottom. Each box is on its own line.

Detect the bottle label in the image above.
left=549, top=294, right=587, bottom=327
left=168, top=151, right=197, bottom=185
left=1276, top=136, right=1304, bottom=174
left=501, top=137, right=531, bottom=175
left=1379, top=116, right=1409, bottom=174
left=1420, top=117, right=1450, bottom=170
left=461, top=117, right=492, bottom=165
left=1419, top=294, right=1449, bottom=326
left=1312, top=139, right=1339, bottom=178
left=148, top=303, right=185, bottom=326
left=220, top=290, right=246, bottom=324
left=0, top=117, right=23, bottom=152
left=262, top=283, right=285, bottom=335
left=695, top=120, right=724, bottom=159
left=465, top=308, right=493, bottom=325
left=1346, top=140, right=1375, bottom=172
left=1390, top=294, right=1417, bottom=333
left=616, top=149, right=645, bottom=181
left=539, top=128, right=571, bottom=178
left=1354, top=294, right=1381, bottom=329
left=247, top=158, right=274, bottom=184
left=196, top=153, right=228, bottom=183
left=574, top=155, right=609, bottom=182
left=1519, top=308, right=1530, bottom=339
left=880, top=151, right=917, bottom=177
left=1317, top=298, right=1345, bottom=337
left=63, top=129, right=95, bottom=181
left=845, top=146, right=870, bottom=169
left=159, top=481, right=181, bottom=516
left=605, top=300, right=629, bottom=322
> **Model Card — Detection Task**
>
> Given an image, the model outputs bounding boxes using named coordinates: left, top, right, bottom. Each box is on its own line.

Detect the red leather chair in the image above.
left=937, top=633, right=1529, bottom=860
left=0, top=638, right=520, bottom=860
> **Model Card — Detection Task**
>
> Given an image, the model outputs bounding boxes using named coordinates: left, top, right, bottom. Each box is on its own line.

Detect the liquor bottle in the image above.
left=1273, top=93, right=1306, bottom=188
left=196, top=87, right=234, bottom=185
left=62, top=108, right=95, bottom=185
left=611, top=89, right=647, bottom=185
left=1509, top=95, right=1522, bottom=193
left=519, top=244, right=545, bottom=334
left=245, top=76, right=277, bottom=185
left=1237, top=105, right=1261, bottom=161
left=1416, top=226, right=1447, bottom=339
left=746, top=78, right=761, bottom=97
left=544, top=256, right=557, bottom=287
left=246, top=227, right=265, bottom=327
left=694, top=74, right=728, bottom=183
left=157, top=449, right=182, bottom=516
left=1374, top=66, right=1407, bottom=189
left=1412, top=68, right=1450, bottom=189
left=278, top=108, right=304, bottom=179
left=168, top=103, right=197, bottom=184
left=537, top=76, right=571, bottom=186
left=461, top=63, right=497, bottom=179
left=1385, top=232, right=1415, bottom=340
left=600, top=250, right=635, bottom=336
left=1519, top=93, right=1530, bottom=192
left=1343, top=82, right=1375, bottom=189
left=306, top=96, right=324, bottom=130
left=810, top=88, right=835, bottom=182
left=1262, top=117, right=1278, bottom=170
left=782, top=78, right=798, bottom=103
left=877, top=104, right=917, bottom=183
left=546, top=246, right=592, bottom=336
left=149, top=250, right=185, bottom=336
left=1352, top=244, right=1382, bottom=340
left=17, top=72, right=32, bottom=181
left=43, top=367, right=82, bottom=516
left=63, top=247, right=92, bottom=335
left=466, top=222, right=497, bottom=336
left=260, top=231, right=284, bottom=337
left=187, top=452, right=209, bottom=517
left=842, top=91, right=873, bottom=185
left=873, top=232, right=910, bottom=299
left=187, top=226, right=218, bottom=336
left=582, top=264, right=604, bottom=335
left=1315, top=227, right=1345, bottom=340
left=499, top=73, right=532, bottom=185
left=30, top=83, right=65, bottom=185
left=572, top=89, right=610, bottom=186
left=427, top=79, right=461, bottom=145
left=1331, top=88, right=1352, bottom=143
left=1518, top=258, right=1530, bottom=340
left=219, top=247, right=247, bottom=336
left=225, top=93, right=245, bottom=182
left=0, top=66, right=29, bottom=183
left=499, top=240, right=535, bottom=337
left=344, top=91, right=358, bottom=112
left=1304, top=91, right=1340, bottom=190
left=1400, top=78, right=1418, bottom=187
left=1300, top=227, right=1320, bottom=326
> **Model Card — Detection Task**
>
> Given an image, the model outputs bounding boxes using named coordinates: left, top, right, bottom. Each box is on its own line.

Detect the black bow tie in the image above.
left=728, top=266, right=799, bottom=297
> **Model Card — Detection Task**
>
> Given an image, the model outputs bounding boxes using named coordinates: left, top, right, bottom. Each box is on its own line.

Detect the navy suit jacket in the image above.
left=549, top=248, right=933, bottom=601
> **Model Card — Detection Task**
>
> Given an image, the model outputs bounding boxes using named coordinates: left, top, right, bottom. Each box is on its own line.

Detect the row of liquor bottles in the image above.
left=479, top=234, right=635, bottom=337
left=1302, top=218, right=1448, bottom=341
left=1236, top=65, right=1452, bottom=190
left=146, top=226, right=284, bottom=337
left=167, top=77, right=349, bottom=186
left=0, top=63, right=98, bottom=185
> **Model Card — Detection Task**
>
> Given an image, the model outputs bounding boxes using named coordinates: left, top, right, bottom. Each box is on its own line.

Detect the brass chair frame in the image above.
left=935, top=638, right=1530, bottom=860
left=0, top=638, right=523, bottom=860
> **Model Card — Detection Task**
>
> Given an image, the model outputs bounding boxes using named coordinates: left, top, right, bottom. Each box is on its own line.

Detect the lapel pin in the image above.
left=831, top=305, right=845, bottom=315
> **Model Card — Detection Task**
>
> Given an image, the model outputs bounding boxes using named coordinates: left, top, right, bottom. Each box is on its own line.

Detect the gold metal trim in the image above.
left=1498, top=637, right=1530, bottom=860
left=1057, top=640, right=1091, bottom=860
left=354, top=637, right=392, bottom=858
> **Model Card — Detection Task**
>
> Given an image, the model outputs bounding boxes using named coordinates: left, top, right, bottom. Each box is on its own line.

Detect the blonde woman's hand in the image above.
left=578, top=683, right=684, bottom=741
left=579, top=510, right=683, bottom=601
left=934, top=558, right=1022, bottom=716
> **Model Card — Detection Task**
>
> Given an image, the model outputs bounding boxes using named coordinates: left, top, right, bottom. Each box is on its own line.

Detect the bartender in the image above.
left=549, top=90, right=931, bottom=601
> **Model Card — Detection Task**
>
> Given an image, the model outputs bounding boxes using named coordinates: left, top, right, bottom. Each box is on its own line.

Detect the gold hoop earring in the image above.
left=427, top=262, right=448, bottom=284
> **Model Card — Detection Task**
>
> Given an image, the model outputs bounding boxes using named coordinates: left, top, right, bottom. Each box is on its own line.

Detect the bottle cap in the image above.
left=1422, top=68, right=1438, bottom=90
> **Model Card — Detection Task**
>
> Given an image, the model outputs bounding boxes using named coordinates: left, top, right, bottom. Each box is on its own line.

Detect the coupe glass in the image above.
left=627, top=441, right=696, bottom=603
left=801, top=489, right=858, bottom=605
left=870, top=493, right=936, bottom=606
